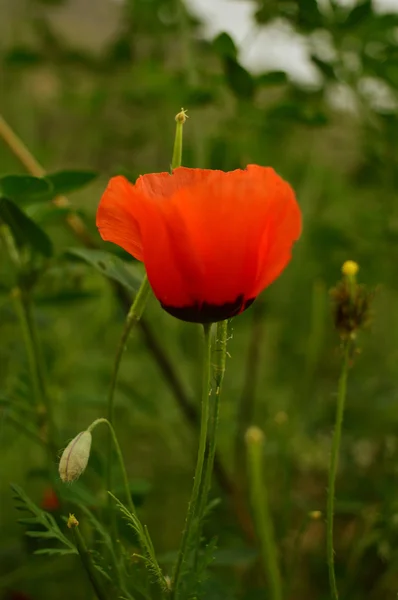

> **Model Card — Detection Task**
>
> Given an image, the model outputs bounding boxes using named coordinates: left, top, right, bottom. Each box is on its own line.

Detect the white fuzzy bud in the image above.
left=59, top=431, right=92, bottom=483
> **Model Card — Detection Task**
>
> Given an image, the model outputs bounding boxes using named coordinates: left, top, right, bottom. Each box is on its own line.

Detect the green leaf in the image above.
left=0, top=197, right=53, bottom=257
left=111, top=493, right=168, bottom=593
left=225, top=58, right=255, bottom=100
left=66, top=248, right=143, bottom=293
left=25, top=204, right=77, bottom=225
left=311, top=56, right=336, bottom=80
left=34, top=548, right=76, bottom=556
left=213, top=32, right=237, bottom=60
left=297, top=0, right=324, bottom=30
left=0, top=175, right=52, bottom=201
left=342, top=0, right=372, bottom=28
left=46, top=170, right=98, bottom=196
left=257, top=70, right=288, bottom=86
left=5, top=46, right=44, bottom=67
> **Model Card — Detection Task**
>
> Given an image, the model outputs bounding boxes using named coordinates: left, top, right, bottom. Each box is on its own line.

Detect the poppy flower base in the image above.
left=161, top=294, right=255, bottom=323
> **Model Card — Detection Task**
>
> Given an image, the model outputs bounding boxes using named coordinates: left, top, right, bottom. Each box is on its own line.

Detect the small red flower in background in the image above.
left=97, top=166, right=301, bottom=323
left=41, top=486, right=60, bottom=511
left=7, top=592, right=32, bottom=600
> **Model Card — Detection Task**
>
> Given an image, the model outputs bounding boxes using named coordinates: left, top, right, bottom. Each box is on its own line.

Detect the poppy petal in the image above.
left=154, top=166, right=299, bottom=308
left=136, top=167, right=215, bottom=200
left=250, top=168, right=302, bottom=296
left=137, top=197, right=197, bottom=307
left=96, top=176, right=144, bottom=261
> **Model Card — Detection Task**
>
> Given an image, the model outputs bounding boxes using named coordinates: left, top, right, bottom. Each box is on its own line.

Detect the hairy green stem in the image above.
left=89, top=417, right=137, bottom=517
left=72, top=525, right=109, bottom=600
left=171, top=323, right=212, bottom=599
left=246, top=428, right=282, bottom=600
left=327, top=341, right=351, bottom=600
left=197, top=320, right=228, bottom=520
left=193, top=321, right=228, bottom=571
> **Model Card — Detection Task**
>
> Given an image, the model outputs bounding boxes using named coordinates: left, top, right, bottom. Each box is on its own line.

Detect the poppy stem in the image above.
left=196, top=320, right=228, bottom=538
left=327, top=340, right=351, bottom=600
left=246, top=426, right=282, bottom=600
left=171, top=323, right=213, bottom=599
left=105, top=276, right=151, bottom=524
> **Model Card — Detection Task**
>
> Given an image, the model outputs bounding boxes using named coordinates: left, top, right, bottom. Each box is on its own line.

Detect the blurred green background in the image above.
left=1, top=0, right=398, bottom=598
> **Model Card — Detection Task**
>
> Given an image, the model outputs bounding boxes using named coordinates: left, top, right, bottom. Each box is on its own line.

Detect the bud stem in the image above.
left=105, top=275, right=151, bottom=539
left=89, top=418, right=137, bottom=517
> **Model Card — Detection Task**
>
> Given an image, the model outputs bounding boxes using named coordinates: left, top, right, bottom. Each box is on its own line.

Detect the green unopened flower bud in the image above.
left=67, top=513, right=79, bottom=528
left=309, top=510, right=322, bottom=520
left=245, top=425, right=265, bottom=445
left=175, top=108, right=188, bottom=123
left=59, top=431, right=92, bottom=483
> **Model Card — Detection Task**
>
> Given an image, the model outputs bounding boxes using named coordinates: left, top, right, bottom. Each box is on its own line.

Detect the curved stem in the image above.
left=89, top=418, right=137, bottom=516
left=246, top=429, right=282, bottom=600
left=327, top=341, right=351, bottom=600
left=171, top=323, right=212, bottom=599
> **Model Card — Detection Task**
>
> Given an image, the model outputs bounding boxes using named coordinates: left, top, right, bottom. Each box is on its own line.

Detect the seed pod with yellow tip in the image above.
left=330, top=261, right=373, bottom=340
left=59, top=431, right=92, bottom=483
left=341, top=260, right=359, bottom=277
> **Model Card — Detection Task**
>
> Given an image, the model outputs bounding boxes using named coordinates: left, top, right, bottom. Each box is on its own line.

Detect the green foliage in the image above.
left=0, top=197, right=53, bottom=257
left=0, top=175, right=52, bottom=202
left=11, top=484, right=77, bottom=556
left=212, top=33, right=238, bottom=60
left=45, top=170, right=98, bottom=196
left=66, top=248, right=143, bottom=293
left=111, top=493, right=169, bottom=596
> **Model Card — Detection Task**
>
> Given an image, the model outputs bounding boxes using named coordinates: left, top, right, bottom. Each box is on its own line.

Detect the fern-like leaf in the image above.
left=11, top=483, right=77, bottom=556
left=109, top=493, right=169, bottom=595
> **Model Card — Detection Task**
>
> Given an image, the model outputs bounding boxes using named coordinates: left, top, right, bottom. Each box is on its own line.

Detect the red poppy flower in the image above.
left=41, top=486, right=60, bottom=511
left=97, top=166, right=301, bottom=323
